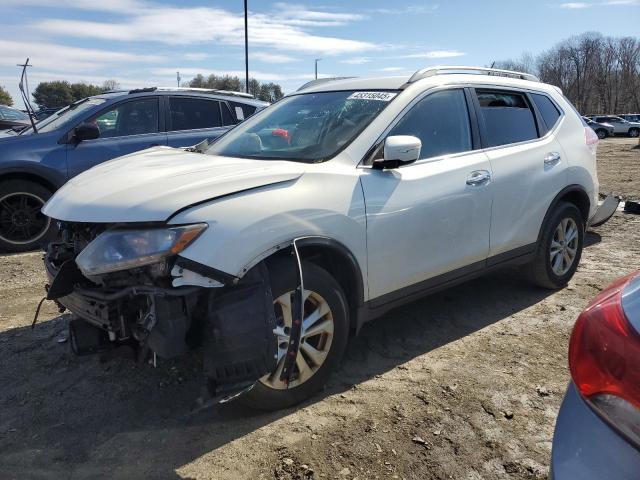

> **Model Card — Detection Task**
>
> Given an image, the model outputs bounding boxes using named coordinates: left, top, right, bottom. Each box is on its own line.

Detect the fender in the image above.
left=536, top=184, right=590, bottom=245
left=0, top=163, right=66, bottom=190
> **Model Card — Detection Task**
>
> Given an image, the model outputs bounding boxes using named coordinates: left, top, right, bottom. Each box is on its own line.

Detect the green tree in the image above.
left=258, top=82, right=284, bottom=102
left=187, top=73, right=284, bottom=102
left=33, top=81, right=74, bottom=108
left=0, top=85, right=13, bottom=106
left=70, top=82, right=104, bottom=101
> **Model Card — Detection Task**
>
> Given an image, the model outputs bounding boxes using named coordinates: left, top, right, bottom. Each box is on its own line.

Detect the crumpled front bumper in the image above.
left=588, top=195, right=620, bottom=228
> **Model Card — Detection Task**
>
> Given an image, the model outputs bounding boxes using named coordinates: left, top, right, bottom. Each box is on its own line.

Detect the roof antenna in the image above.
left=17, top=58, right=38, bottom=133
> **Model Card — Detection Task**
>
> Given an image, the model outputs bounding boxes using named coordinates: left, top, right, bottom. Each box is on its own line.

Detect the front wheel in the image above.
left=239, top=260, right=349, bottom=410
left=0, top=180, right=54, bottom=253
left=628, top=128, right=639, bottom=138
left=526, top=202, right=584, bottom=289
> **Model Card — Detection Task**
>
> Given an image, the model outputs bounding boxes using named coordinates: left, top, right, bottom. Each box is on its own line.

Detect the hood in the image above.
left=43, top=147, right=305, bottom=223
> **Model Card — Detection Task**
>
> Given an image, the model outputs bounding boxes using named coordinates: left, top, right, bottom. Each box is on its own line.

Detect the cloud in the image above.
left=2, top=0, right=149, bottom=13
left=0, top=40, right=163, bottom=73
left=32, top=3, right=375, bottom=55
left=402, top=50, right=466, bottom=59
left=559, top=2, right=591, bottom=8
left=378, top=67, right=406, bottom=72
left=369, top=5, right=439, bottom=14
left=340, top=57, right=372, bottom=64
left=251, top=52, right=298, bottom=64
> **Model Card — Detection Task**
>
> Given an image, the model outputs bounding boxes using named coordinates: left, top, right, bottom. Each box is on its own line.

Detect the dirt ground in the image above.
left=0, top=138, right=639, bottom=480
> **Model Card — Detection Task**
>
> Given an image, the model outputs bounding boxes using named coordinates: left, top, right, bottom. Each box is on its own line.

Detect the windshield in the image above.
left=29, top=98, right=106, bottom=134
left=206, top=90, right=397, bottom=162
left=0, top=106, right=29, bottom=121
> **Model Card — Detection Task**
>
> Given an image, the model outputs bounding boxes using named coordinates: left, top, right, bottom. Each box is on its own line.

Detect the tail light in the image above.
left=585, top=126, right=599, bottom=153
left=569, top=270, right=640, bottom=447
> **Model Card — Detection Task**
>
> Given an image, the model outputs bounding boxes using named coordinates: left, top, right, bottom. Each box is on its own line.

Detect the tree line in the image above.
left=493, top=32, right=640, bottom=115
left=187, top=74, right=284, bottom=103
left=0, top=73, right=284, bottom=110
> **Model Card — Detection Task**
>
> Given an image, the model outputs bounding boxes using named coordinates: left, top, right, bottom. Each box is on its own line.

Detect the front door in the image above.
left=361, top=88, right=493, bottom=302
left=66, top=97, right=167, bottom=178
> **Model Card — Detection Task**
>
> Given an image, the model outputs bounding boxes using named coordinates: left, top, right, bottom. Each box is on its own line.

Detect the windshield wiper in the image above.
left=17, top=58, right=38, bottom=134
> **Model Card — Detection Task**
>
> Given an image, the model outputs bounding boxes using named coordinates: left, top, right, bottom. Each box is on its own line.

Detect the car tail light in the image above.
left=585, top=126, right=599, bottom=153
left=569, top=270, right=640, bottom=447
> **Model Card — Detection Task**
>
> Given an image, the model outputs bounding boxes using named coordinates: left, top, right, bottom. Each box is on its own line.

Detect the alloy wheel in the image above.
left=0, top=192, right=50, bottom=245
left=260, top=289, right=334, bottom=390
left=550, top=217, right=579, bottom=276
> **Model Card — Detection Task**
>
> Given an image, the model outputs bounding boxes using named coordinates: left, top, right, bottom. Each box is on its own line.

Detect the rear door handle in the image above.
left=544, top=151, right=561, bottom=166
left=466, top=170, right=491, bottom=186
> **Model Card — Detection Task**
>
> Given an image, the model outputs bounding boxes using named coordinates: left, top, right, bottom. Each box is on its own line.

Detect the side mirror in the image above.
left=73, top=122, right=100, bottom=143
left=373, top=135, right=421, bottom=170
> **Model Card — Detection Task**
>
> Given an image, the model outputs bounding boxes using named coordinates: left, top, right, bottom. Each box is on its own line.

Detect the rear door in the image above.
left=66, top=96, right=167, bottom=178
left=361, top=88, right=493, bottom=301
left=474, top=88, right=568, bottom=258
left=166, top=96, right=230, bottom=147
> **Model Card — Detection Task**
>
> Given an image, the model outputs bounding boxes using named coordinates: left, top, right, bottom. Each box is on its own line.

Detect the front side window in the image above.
left=92, top=98, right=159, bottom=138
left=476, top=90, right=538, bottom=147
left=531, top=93, right=561, bottom=131
left=169, top=97, right=222, bottom=131
left=388, top=89, right=472, bottom=160
left=207, top=90, right=396, bottom=162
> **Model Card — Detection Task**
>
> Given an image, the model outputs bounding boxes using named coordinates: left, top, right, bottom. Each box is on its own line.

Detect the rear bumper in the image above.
left=551, top=382, right=640, bottom=480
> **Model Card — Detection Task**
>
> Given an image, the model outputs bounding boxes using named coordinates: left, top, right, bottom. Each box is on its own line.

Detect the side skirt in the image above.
left=357, top=243, right=535, bottom=327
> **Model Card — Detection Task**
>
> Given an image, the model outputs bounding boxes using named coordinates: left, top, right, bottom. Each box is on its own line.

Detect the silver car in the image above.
left=592, top=115, right=640, bottom=137
left=551, top=270, right=640, bottom=479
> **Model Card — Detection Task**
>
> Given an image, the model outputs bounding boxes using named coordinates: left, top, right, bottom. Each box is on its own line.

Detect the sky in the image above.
left=1, top=0, right=639, bottom=104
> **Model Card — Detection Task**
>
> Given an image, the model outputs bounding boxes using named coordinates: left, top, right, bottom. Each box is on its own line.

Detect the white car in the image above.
left=42, top=66, right=617, bottom=410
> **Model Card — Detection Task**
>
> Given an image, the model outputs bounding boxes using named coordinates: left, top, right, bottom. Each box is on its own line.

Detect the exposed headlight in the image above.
left=76, top=224, right=207, bottom=276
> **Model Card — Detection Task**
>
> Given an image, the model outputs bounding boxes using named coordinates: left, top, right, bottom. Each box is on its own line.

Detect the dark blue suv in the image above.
left=0, top=87, right=268, bottom=252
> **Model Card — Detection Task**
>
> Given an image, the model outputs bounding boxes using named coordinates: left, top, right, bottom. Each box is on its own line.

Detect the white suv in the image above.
left=42, top=66, right=616, bottom=410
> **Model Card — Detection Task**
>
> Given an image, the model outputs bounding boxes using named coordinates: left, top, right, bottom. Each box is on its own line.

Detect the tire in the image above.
left=239, top=259, right=349, bottom=410
left=595, top=128, right=607, bottom=139
left=628, top=128, right=639, bottom=138
left=0, top=180, right=54, bottom=253
left=526, top=202, right=584, bottom=289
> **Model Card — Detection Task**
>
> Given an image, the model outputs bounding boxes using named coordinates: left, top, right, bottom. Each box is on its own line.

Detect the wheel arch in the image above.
left=537, top=185, right=590, bottom=243
left=0, top=168, right=63, bottom=194
left=262, top=236, right=365, bottom=335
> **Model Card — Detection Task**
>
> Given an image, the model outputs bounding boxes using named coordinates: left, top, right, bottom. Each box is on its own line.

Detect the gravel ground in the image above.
left=0, top=138, right=638, bottom=480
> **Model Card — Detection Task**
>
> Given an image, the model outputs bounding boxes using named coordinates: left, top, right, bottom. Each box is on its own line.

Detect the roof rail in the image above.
left=125, top=87, right=255, bottom=99
left=407, top=66, right=539, bottom=84
left=296, top=77, right=357, bottom=92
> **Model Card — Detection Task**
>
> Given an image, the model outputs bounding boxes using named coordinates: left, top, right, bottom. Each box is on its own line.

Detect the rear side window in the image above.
left=169, top=97, right=222, bottom=131
left=476, top=90, right=538, bottom=147
left=531, top=93, right=561, bottom=130
left=388, top=89, right=472, bottom=160
left=229, top=101, right=257, bottom=121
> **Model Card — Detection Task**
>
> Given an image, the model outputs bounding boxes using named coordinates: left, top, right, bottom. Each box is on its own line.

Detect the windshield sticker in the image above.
left=347, top=91, right=397, bottom=102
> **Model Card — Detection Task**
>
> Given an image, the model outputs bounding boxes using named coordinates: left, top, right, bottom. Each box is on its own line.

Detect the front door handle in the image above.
left=544, top=151, right=561, bottom=166
left=466, top=170, right=491, bottom=186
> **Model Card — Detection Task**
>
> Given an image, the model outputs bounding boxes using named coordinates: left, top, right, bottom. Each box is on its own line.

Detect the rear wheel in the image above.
left=629, top=128, right=639, bottom=138
left=239, top=260, right=349, bottom=410
left=527, top=202, right=584, bottom=289
left=0, top=180, right=54, bottom=253
left=595, top=128, right=607, bottom=139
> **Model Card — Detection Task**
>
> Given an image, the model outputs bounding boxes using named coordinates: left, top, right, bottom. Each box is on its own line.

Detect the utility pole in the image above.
left=244, top=0, right=249, bottom=93
left=176, top=71, right=181, bottom=87
left=315, top=58, right=322, bottom=79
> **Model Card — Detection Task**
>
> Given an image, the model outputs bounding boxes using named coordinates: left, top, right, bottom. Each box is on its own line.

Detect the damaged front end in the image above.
left=44, top=221, right=277, bottom=402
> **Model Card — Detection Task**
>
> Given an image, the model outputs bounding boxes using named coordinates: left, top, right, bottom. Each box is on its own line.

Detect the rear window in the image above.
left=169, top=97, right=222, bottom=131
left=476, top=90, right=538, bottom=147
left=531, top=93, right=561, bottom=130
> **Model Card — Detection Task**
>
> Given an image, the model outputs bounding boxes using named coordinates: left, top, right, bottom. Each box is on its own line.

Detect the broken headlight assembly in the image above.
left=75, top=223, right=207, bottom=276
